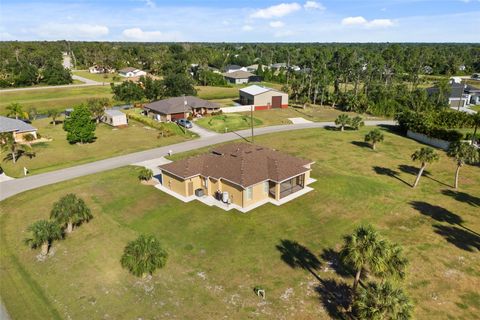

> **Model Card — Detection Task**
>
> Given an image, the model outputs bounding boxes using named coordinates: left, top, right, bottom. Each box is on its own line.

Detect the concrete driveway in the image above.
left=189, top=123, right=218, bottom=138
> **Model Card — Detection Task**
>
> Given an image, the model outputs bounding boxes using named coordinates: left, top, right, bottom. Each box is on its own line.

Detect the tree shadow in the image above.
left=351, top=141, right=370, bottom=149
left=276, top=239, right=321, bottom=280
left=2, top=149, right=36, bottom=162
left=441, top=189, right=480, bottom=207
left=325, top=125, right=340, bottom=131
left=320, top=248, right=354, bottom=278
left=315, top=278, right=352, bottom=320
left=433, top=224, right=480, bottom=252
left=398, top=164, right=451, bottom=188
left=372, top=166, right=411, bottom=187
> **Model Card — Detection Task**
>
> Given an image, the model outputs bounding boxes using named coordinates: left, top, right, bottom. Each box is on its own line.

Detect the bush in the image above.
left=126, top=111, right=174, bottom=137
left=211, top=110, right=223, bottom=116
left=138, top=168, right=153, bottom=181
left=23, top=133, right=36, bottom=142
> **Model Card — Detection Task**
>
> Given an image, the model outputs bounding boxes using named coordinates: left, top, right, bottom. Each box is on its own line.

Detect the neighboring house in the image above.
left=158, top=143, right=315, bottom=212
left=144, top=96, right=220, bottom=122
left=427, top=82, right=480, bottom=108
left=459, top=65, right=466, bottom=71
left=222, top=71, right=261, bottom=84
left=102, top=109, right=128, bottom=127
left=0, top=116, right=37, bottom=142
left=119, top=67, right=147, bottom=77
left=224, top=65, right=247, bottom=73
left=270, top=63, right=287, bottom=70
left=246, top=64, right=259, bottom=72
left=239, top=85, right=289, bottom=110
left=89, top=65, right=115, bottom=74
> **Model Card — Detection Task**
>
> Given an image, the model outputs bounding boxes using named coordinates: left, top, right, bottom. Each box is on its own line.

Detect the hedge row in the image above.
left=126, top=112, right=175, bottom=137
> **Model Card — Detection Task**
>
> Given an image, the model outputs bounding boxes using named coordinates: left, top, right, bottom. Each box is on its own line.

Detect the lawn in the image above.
left=1, top=127, right=479, bottom=319
left=196, top=113, right=263, bottom=133
left=72, top=70, right=121, bottom=83
left=0, top=117, right=192, bottom=178
left=195, top=82, right=283, bottom=101
left=0, top=86, right=114, bottom=114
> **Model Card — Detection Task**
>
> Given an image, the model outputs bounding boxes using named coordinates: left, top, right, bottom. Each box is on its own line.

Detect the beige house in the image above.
left=158, top=143, right=315, bottom=212
left=239, top=85, right=289, bottom=110
left=144, top=96, right=221, bottom=122
left=0, top=116, right=38, bottom=142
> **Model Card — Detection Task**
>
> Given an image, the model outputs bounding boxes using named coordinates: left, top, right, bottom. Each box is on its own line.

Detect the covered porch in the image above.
left=269, top=173, right=306, bottom=200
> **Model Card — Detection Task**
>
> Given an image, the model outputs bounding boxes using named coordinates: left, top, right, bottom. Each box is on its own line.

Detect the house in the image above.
left=89, top=65, right=115, bottom=74
left=239, top=85, right=289, bottom=110
left=427, top=81, right=480, bottom=109
left=119, top=67, right=147, bottom=78
left=224, top=65, right=247, bottom=73
left=157, top=143, right=315, bottom=212
left=0, top=116, right=37, bottom=142
left=144, top=96, right=221, bottom=122
left=222, top=71, right=261, bottom=85
left=270, top=63, right=287, bottom=70
left=102, top=109, right=128, bottom=127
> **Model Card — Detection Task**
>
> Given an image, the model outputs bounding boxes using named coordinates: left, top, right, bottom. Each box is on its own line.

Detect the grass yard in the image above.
left=1, top=127, right=479, bottom=319
left=195, top=113, right=263, bottom=133
left=195, top=82, right=283, bottom=101
left=470, top=105, right=480, bottom=112
left=0, top=117, right=191, bottom=178
left=72, top=70, right=121, bottom=83
left=0, top=86, right=114, bottom=114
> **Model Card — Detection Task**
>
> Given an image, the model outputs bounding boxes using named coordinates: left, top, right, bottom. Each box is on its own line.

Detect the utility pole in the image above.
left=183, top=95, right=187, bottom=134
left=250, top=104, right=254, bottom=143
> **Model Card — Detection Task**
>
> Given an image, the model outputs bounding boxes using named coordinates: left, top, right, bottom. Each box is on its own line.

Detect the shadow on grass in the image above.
left=372, top=166, right=411, bottom=187
left=315, top=279, right=352, bottom=320
left=292, top=107, right=315, bottom=118
left=276, top=239, right=321, bottom=280
left=433, top=224, right=480, bottom=252
left=351, top=141, right=371, bottom=149
left=2, top=150, right=36, bottom=162
left=398, top=165, right=451, bottom=188
left=320, top=248, right=354, bottom=278
left=378, top=124, right=405, bottom=137
left=441, top=189, right=480, bottom=207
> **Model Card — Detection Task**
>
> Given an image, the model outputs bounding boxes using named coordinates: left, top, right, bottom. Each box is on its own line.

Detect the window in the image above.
left=264, top=181, right=269, bottom=194
left=246, top=187, right=253, bottom=200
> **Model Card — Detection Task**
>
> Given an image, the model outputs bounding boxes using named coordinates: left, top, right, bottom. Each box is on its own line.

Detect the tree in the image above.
left=350, top=116, right=365, bottom=130
left=410, top=147, right=439, bottom=188
left=27, top=107, right=38, bottom=120
left=140, top=76, right=164, bottom=101
left=447, top=142, right=480, bottom=189
left=365, top=129, right=384, bottom=150
left=138, top=168, right=153, bottom=181
left=0, top=132, right=34, bottom=163
left=162, top=73, right=196, bottom=97
left=24, top=220, right=63, bottom=256
left=6, top=102, right=24, bottom=119
left=42, top=61, right=73, bottom=85
left=121, top=235, right=168, bottom=277
left=471, top=113, right=480, bottom=144
left=111, top=81, right=145, bottom=103
left=335, top=114, right=350, bottom=131
left=63, top=105, right=96, bottom=144
left=50, top=193, right=93, bottom=233
left=87, top=98, right=109, bottom=123
left=354, top=281, right=413, bottom=320
left=47, top=109, right=61, bottom=126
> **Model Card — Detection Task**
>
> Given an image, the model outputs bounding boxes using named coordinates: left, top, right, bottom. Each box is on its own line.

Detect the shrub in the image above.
left=126, top=112, right=174, bottom=137
left=138, top=168, right=153, bottom=181
left=23, top=133, right=36, bottom=142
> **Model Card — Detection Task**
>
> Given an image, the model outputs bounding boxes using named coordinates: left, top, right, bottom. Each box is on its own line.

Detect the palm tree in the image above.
left=121, top=235, right=168, bottom=277
left=447, top=142, right=480, bottom=189
left=353, top=281, right=413, bottom=320
left=350, top=116, right=365, bottom=130
left=6, top=102, right=24, bottom=119
left=24, top=220, right=63, bottom=256
left=47, top=109, right=61, bottom=126
left=365, top=129, right=384, bottom=150
left=471, top=113, right=480, bottom=144
left=50, top=194, right=93, bottom=233
left=0, top=132, right=34, bottom=163
left=411, top=147, right=439, bottom=188
left=138, top=168, right=153, bottom=181
left=335, top=114, right=350, bottom=131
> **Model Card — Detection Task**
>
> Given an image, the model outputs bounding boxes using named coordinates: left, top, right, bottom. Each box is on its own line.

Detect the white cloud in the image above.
left=341, top=16, right=394, bottom=28
left=269, top=21, right=285, bottom=28
left=142, top=0, right=156, bottom=8
left=304, top=1, right=325, bottom=10
left=35, top=23, right=109, bottom=39
left=122, top=28, right=180, bottom=41
left=251, top=3, right=301, bottom=19
left=242, top=25, right=254, bottom=31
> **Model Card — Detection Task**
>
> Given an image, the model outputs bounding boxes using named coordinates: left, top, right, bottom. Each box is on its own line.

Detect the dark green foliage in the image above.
left=50, top=193, right=93, bottom=232
left=121, top=235, right=168, bottom=277
left=63, top=105, right=96, bottom=144
left=139, top=76, right=163, bottom=101
left=24, top=220, right=63, bottom=251
left=111, top=81, right=145, bottom=103
left=195, top=69, right=228, bottom=86
left=138, top=168, right=153, bottom=181
left=162, top=73, right=196, bottom=97
left=42, top=61, right=72, bottom=85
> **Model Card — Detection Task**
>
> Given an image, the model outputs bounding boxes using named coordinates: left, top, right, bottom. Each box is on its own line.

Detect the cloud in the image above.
left=304, top=1, right=325, bottom=10
left=242, top=25, right=254, bottom=31
left=251, top=2, right=301, bottom=19
left=269, top=21, right=285, bottom=28
left=122, top=28, right=180, bottom=41
left=142, top=0, right=156, bottom=8
left=35, top=23, right=109, bottom=39
left=341, top=16, right=394, bottom=28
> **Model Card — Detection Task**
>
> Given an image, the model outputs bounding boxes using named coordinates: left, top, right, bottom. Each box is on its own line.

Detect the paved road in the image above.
left=0, top=74, right=109, bottom=93
left=0, top=120, right=395, bottom=201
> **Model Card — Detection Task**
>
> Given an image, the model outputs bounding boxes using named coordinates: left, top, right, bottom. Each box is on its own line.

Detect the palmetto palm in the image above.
left=350, top=116, right=364, bottom=130
left=354, top=281, right=413, bottom=320
left=6, top=102, right=25, bottom=119
left=365, top=129, right=384, bottom=150
left=50, top=193, right=93, bottom=233
left=121, top=235, right=168, bottom=277
left=24, top=220, right=63, bottom=256
left=335, top=114, right=350, bottom=131
left=0, top=132, right=34, bottom=163
left=411, top=147, right=439, bottom=188
left=447, top=142, right=479, bottom=189
left=47, top=109, right=61, bottom=126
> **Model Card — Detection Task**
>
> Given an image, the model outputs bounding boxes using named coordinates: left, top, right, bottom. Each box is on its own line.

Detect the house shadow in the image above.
left=320, top=248, right=354, bottom=278
left=433, top=224, right=480, bottom=252
left=441, top=189, right=480, bottom=207
left=315, top=279, right=352, bottom=320
left=398, top=165, right=451, bottom=188
left=351, top=141, right=370, bottom=149
left=372, top=166, right=411, bottom=187
left=276, top=239, right=321, bottom=280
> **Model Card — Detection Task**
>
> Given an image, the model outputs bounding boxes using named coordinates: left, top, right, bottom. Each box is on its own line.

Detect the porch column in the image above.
left=275, top=183, right=281, bottom=201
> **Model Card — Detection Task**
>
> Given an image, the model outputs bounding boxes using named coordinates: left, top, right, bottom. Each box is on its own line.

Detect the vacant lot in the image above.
left=0, top=86, right=113, bottom=114
left=72, top=70, right=120, bottom=83
left=1, top=127, right=479, bottom=319
left=1, top=117, right=191, bottom=177
left=196, top=113, right=263, bottom=133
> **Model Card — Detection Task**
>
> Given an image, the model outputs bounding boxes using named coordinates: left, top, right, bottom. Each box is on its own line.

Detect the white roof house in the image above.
left=119, top=67, right=147, bottom=78
left=239, top=85, right=272, bottom=96
left=102, top=109, right=128, bottom=127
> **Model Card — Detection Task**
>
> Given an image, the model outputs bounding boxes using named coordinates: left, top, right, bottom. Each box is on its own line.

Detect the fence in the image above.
left=407, top=130, right=451, bottom=150
left=220, top=105, right=253, bottom=113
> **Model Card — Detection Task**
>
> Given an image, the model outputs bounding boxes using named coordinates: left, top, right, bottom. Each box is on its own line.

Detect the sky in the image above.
left=1, top=0, right=479, bottom=42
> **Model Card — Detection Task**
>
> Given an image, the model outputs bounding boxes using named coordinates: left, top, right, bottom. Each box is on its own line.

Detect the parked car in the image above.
left=177, top=118, right=193, bottom=129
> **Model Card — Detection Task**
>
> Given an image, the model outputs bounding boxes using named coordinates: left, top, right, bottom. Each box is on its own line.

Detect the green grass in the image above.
left=0, top=117, right=192, bottom=177
left=470, top=105, right=480, bottom=112
left=72, top=70, right=121, bottom=83
left=1, top=127, right=479, bottom=319
left=195, top=82, right=283, bottom=101
left=196, top=113, right=263, bottom=133
left=0, top=86, right=114, bottom=114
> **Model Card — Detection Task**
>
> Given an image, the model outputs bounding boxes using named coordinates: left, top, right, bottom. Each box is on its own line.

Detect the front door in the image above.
left=272, top=96, right=282, bottom=108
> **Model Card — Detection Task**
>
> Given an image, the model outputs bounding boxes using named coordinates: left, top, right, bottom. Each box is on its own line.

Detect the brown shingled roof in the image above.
left=160, top=143, right=313, bottom=188
left=144, top=96, right=220, bottom=115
